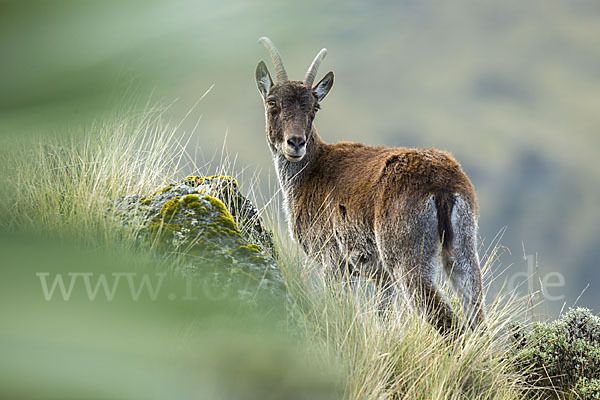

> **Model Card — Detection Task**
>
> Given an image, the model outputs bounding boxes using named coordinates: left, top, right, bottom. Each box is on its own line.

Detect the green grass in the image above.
left=0, top=107, right=186, bottom=245
left=275, top=233, right=531, bottom=399
left=0, top=110, right=564, bottom=399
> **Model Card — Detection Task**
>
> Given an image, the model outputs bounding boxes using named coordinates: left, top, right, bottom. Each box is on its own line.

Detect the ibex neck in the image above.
left=273, top=127, right=324, bottom=195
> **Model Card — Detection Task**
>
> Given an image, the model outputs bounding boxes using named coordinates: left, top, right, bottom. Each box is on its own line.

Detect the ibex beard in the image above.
left=255, top=37, right=486, bottom=335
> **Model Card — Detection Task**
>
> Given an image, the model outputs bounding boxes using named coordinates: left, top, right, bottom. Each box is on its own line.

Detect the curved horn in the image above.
left=304, top=48, right=327, bottom=87
left=258, top=37, right=288, bottom=82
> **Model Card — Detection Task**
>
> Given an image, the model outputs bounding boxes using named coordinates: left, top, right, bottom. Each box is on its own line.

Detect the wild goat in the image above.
left=255, top=37, right=485, bottom=333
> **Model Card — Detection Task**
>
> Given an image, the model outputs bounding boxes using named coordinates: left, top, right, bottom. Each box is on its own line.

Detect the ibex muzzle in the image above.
left=255, top=37, right=486, bottom=335
left=285, top=131, right=306, bottom=161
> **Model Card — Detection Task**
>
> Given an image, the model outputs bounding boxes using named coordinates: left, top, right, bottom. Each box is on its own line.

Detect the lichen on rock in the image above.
left=113, top=176, right=285, bottom=303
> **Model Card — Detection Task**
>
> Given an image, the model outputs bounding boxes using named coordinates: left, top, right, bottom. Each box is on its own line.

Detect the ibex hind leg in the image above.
left=442, top=195, right=486, bottom=330
left=376, top=196, right=458, bottom=335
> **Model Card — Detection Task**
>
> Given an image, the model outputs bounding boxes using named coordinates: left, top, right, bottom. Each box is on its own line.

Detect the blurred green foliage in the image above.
left=1, top=0, right=598, bottom=312
left=0, top=232, right=341, bottom=399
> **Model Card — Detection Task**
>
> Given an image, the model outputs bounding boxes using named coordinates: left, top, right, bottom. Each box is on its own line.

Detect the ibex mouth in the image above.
left=283, top=150, right=305, bottom=162
left=284, top=153, right=304, bottom=162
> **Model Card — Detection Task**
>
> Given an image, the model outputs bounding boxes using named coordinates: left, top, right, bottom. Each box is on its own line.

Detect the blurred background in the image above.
left=1, top=0, right=598, bottom=314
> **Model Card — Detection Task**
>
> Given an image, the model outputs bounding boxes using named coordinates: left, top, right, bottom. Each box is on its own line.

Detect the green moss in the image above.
left=185, top=175, right=238, bottom=189
left=185, top=175, right=203, bottom=184
left=147, top=221, right=182, bottom=246
left=160, top=196, right=181, bottom=220
left=150, top=185, right=172, bottom=197
left=238, top=243, right=260, bottom=254
left=181, top=194, right=202, bottom=210
left=182, top=194, right=200, bottom=204
left=238, top=243, right=268, bottom=264
left=204, top=195, right=238, bottom=232
left=210, top=225, right=240, bottom=237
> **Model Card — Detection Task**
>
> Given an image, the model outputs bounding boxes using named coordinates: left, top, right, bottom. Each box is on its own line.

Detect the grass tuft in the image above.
left=273, top=230, right=529, bottom=399
left=0, top=109, right=187, bottom=246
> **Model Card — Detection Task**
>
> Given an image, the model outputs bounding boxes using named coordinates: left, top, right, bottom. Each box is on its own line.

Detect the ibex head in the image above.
left=255, top=37, right=334, bottom=162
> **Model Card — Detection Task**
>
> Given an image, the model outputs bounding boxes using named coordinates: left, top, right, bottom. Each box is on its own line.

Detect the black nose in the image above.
left=287, top=137, right=306, bottom=151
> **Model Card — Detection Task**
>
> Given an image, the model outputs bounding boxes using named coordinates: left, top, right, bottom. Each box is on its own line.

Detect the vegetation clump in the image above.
left=510, top=307, right=600, bottom=399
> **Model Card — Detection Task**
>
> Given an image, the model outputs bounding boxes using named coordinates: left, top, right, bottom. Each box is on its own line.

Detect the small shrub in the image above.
left=510, top=307, right=600, bottom=398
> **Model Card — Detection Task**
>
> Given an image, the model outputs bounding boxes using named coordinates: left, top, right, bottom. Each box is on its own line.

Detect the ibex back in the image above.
left=255, top=37, right=486, bottom=334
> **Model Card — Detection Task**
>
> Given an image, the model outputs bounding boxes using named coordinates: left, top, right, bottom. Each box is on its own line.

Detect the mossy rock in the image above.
left=182, top=175, right=276, bottom=255
left=113, top=176, right=285, bottom=304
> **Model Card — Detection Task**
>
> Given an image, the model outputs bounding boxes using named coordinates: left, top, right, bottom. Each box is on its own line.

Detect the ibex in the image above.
left=255, top=37, right=485, bottom=334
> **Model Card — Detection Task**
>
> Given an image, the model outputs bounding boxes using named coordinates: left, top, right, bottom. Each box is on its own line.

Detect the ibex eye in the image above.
left=267, top=101, right=276, bottom=108
left=313, top=106, right=319, bottom=114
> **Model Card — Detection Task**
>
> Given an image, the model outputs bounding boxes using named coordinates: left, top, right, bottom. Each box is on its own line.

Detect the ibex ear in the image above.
left=313, top=71, right=334, bottom=101
left=255, top=61, right=273, bottom=100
